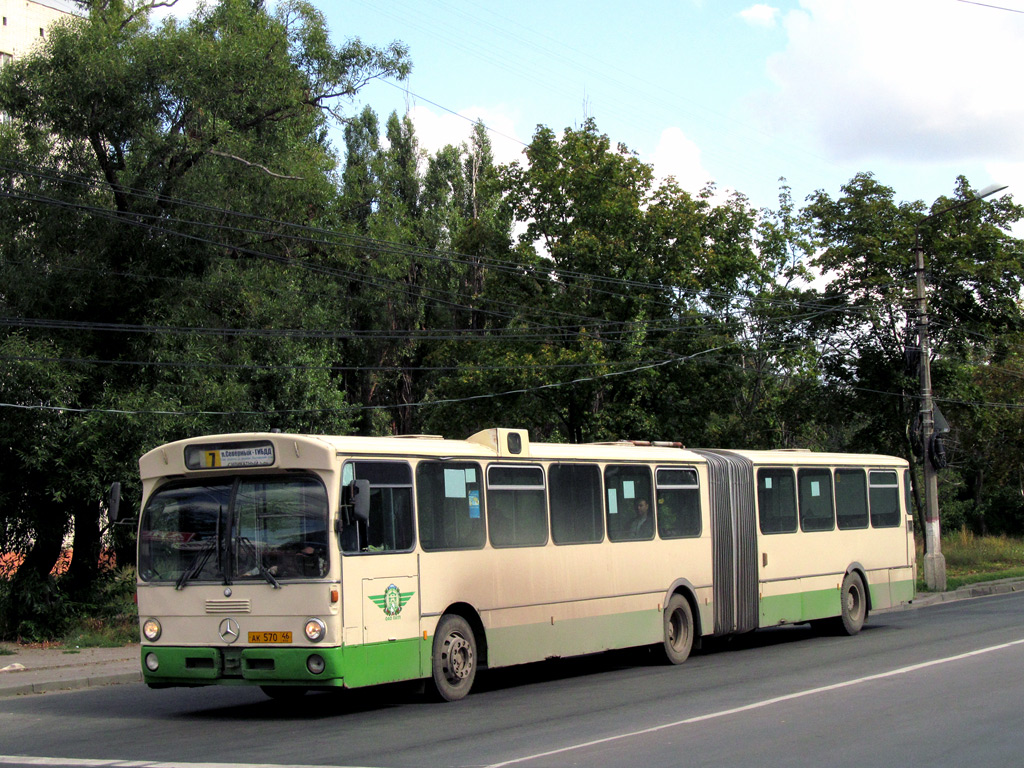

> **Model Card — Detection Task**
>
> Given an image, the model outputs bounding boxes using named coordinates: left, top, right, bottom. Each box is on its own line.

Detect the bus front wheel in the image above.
left=430, top=614, right=477, bottom=702
left=662, top=594, right=694, bottom=665
left=837, top=572, right=867, bottom=636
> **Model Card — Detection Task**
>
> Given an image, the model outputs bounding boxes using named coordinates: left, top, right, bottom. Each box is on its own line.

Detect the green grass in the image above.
left=918, top=530, right=1024, bottom=591
left=61, top=615, right=138, bottom=648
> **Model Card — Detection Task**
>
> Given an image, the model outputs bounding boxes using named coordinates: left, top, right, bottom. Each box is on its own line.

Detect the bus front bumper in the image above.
left=140, top=645, right=345, bottom=688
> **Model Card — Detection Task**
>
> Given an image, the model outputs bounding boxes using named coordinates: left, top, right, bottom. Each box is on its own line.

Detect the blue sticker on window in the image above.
left=468, top=490, right=481, bottom=519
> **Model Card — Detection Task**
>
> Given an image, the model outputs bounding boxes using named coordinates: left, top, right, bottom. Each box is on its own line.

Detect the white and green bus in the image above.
left=129, top=428, right=916, bottom=701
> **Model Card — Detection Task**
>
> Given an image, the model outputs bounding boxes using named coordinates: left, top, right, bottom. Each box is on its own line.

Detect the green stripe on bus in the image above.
left=891, top=578, right=916, bottom=604
left=760, top=587, right=839, bottom=626
left=341, top=638, right=425, bottom=687
left=486, top=608, right=663, bottom=667
left=140, top=645, right=347, bottom=687
left=759, top=577, right=916, bottom=626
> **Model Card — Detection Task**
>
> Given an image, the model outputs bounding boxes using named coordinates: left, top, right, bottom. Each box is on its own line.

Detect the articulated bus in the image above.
left=130, top=428, right=916, bottom=701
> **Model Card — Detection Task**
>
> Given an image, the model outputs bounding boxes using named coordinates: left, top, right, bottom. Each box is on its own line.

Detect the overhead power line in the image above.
left=2, top=162, right=878, bottom=323
left=956, top=0, right=1024, bottom=13
left=0, top=349, right=724, bottom=417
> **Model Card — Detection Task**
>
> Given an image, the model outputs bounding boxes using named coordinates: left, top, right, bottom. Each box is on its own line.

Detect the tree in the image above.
left=335, top=111, right=523, bottom=438
left=0, top=0, right=409, bottom=627
left=803, top=173, right=1024, bottom=532
left=498, top=119, right=766, bottom=444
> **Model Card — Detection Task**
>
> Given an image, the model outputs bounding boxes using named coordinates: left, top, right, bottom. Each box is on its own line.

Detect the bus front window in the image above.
left=139, top=476, right=329, bottom=584
left=139, top=482, right=231, bottom=584
left=234, top=477, right=330, bottom=580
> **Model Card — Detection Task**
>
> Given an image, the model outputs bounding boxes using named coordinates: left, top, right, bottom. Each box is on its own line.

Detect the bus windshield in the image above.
left=138, top=475, right=330, bottom=585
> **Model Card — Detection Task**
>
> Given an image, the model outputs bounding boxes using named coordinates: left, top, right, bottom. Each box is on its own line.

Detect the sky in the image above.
left=159, top=0, right=1024, bottom=216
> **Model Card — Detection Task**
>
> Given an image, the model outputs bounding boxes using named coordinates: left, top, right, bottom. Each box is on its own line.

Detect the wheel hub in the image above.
left=443, top=633, right=473, bottom=681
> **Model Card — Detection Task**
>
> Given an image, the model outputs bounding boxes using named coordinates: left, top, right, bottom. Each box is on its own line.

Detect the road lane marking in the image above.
left=0, top=759, right=376, bottom=768
left=5, top=637, right=1024, bottom=768
left=485, top=636, right=1024, bottom=767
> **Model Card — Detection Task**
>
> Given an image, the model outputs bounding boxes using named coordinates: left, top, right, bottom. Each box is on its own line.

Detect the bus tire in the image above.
left=837, top=572, right=867, bottom=636
left=429, top=614, right=477, bottom=702
left=662, top=594, right=694, bottom=665
left=260, top=685, right=308, bottom=700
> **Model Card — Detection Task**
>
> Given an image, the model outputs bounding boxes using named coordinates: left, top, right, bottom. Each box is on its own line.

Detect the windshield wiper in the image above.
left=237, top=537, right=281, bottom=589
left=175, top=540, right=217, bottom=590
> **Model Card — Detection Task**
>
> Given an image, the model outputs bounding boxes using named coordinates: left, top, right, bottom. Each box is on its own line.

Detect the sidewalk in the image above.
left=1, top=578, right=1022, bottom=698
left=902, top=575, right=1024, bottom=609
left=0, top=643, right=140, bottom=697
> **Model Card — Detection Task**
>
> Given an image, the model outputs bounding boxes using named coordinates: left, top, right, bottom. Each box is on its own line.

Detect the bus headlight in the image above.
left=145, top=653, right=160, bottom=672
left=307, top=654, right=326, bottom=675
left=142, top=618, right=162, bottom=642
left=304, top=617, right=326, bottom=643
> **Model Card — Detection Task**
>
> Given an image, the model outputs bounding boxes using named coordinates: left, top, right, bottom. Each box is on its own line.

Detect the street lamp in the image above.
left=914, top=182, right=1007, bottom=592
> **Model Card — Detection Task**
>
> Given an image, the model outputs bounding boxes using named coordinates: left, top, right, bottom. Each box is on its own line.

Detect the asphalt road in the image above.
left=3, top=592, right=1024, bottom=768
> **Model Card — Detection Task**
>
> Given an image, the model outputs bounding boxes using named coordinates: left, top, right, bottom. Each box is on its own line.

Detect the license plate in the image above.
left=248, top=631, right=293, bottom=644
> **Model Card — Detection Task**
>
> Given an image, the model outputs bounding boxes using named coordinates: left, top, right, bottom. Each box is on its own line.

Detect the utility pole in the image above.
left=914, top=237, right=944, bottom=591
left=913, top=183, right=1006, bottom=592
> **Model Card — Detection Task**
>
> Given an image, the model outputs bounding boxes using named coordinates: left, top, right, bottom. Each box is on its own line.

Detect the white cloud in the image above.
left=739, top=4, right=780, bottom=28
left=405, top=104, right=526, bottom=166
left=648, top=126, right=716, bottom=195
left=150, top=0, right=204, bottom=23
left=761, top=0, right=1024, bottom=164
left=984, top=160, right=1024, bottom=235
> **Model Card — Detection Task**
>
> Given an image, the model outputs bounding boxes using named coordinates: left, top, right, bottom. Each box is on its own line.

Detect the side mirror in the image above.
left=344, top=479, right=370, bottom=524
left=107, top=482, right=123, bottom=525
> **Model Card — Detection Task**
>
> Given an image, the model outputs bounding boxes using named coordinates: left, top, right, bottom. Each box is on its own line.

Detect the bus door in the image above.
left=695, top=451, right=758, bottom=635
left=341, top=460, right=421, bottom=684
left=756, top=466, right=843, bottom=625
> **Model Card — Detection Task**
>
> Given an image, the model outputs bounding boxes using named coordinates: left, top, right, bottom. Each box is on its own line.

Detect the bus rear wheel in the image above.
left=837, top=572, right=867, bottom=636
left=430, top=614, right=477, bottom=702
left=662, top=594, right=694, bottom=665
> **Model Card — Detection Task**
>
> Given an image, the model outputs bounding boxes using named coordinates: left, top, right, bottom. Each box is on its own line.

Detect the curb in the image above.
left=0, top=670, right=142, bottom=698
left=912, top=578, right=1024, bottom=608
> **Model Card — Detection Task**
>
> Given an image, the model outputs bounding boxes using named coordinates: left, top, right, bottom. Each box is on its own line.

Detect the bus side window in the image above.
left=869, top=470, right=901, bottom=528
left=605, top=465, right=654, bottom=542
left=903, top=469, right=914, bottom=526
left=758, top=468, right=797, bottom=534
left=416, top=462, right=485, bottom=551
left=836, top=469, right=868, bottom=529
left=341, top=461, right=414, bottom=554
left=549, top=464, right=603, bottom=544
left=487, top=465, right=547, bottom=548
left=798, top=468, right=835, bottom=532
left=656, top=467, right=701, bottom=539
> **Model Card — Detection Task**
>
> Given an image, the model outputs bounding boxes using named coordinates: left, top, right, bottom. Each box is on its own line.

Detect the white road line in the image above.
left=0, top=759, right=376, bottom=768
left=485, top=637, right=1024, bottom=767
left=5, top=638, right=1024, bottom=768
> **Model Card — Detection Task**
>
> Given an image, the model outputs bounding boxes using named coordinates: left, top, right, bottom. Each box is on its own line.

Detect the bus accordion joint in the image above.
left=587, top=440, right=684, bottom=448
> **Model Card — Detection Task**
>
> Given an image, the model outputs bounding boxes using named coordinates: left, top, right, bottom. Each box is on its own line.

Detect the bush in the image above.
left=977, top=486, right=1024, bottom=536
left=60, top=567, right=138, bottom=647
left=0, top=571, right=76, bottom=642
left=0, top=566, right=138, bottom=645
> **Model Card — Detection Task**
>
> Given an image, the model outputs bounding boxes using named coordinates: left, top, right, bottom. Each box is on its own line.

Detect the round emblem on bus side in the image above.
left=219, top=618, right=240, bottom=644
left=384, top=584, right=401, bottom=618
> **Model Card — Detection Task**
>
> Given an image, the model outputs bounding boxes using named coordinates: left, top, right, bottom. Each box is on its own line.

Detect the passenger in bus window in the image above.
left=629, top=498, right=653, bottom=538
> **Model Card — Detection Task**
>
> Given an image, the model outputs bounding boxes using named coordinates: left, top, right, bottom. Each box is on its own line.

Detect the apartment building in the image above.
left=1, top=0, right=79, bottom=65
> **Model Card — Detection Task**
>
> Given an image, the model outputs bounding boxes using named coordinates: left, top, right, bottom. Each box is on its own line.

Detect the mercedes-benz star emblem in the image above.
left=219, top=618, right=240, bottom=644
